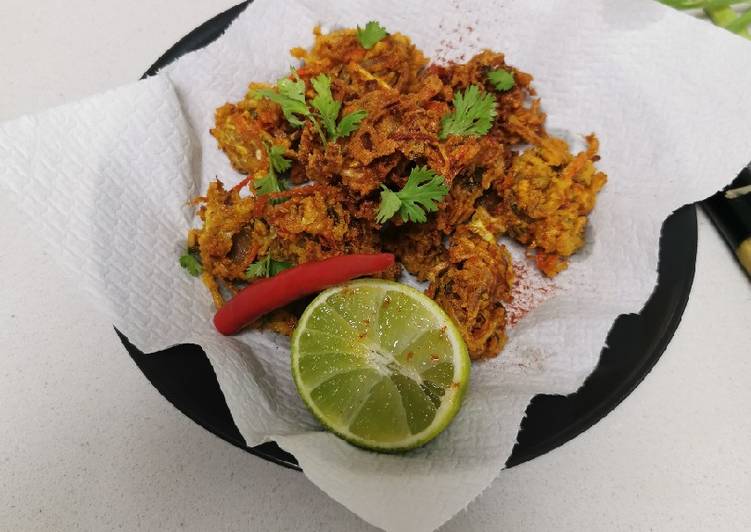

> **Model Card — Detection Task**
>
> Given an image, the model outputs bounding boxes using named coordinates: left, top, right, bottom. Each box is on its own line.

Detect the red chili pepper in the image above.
left=213, top=253, right=395, bottom=335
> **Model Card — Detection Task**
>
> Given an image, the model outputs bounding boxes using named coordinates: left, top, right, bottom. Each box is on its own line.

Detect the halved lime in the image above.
left=290, top=279, right=470, bottom=452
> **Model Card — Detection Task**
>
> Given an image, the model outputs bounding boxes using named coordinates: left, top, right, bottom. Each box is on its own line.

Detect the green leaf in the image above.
left=255, top=69, right=365, bottom=144
left=254, top=173, right=284, bottom=196
left=357, top=21, right=388, bottom=49
left=269, top=259, right=293, bottom=276
left=309, top=73, right=366, bottom=142
left=268, top=144, right=291, bottom=174
left=245, top=255, right=293, bottom=280
left=310, top=74, right=341, bottom=139
left=395, top=166, right=450, bottom=222
left=336, top=109, right=368, bottom=140
left=376, top=187, right=403, bottom=224
left=255, top=143, right=290, bottom=197
left=245, top=256, right=269, bottom=279
left=179, top=251, right=202, bottom=277
left=487, top=69, right=515, bottom=91
left=254, top=77, right=310, bottom=127
left=376, top=166, right=449, bottom=224
left=439, top=85, right=497, bottom=140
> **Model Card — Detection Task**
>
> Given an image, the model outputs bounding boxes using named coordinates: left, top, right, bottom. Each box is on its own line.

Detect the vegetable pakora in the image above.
left=187, top=25, right=607, bottom=360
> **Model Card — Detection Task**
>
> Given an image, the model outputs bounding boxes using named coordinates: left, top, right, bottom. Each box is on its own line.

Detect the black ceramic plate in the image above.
left=124, top=1, right=698, bottom=471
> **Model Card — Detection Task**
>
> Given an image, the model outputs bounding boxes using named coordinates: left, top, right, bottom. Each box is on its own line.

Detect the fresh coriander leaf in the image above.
left=439, top=85, right=497, bottom=140
left=267, top=144, right=291, bottom=174
left=254, top=173, right=284, bottom=196
left=487, top=69, right=515, bottom=91
left=269, top=259, right=293, bottom=276
left=310, top=74, right=341, bottom=139
left=309, top=74, right=366, bottom=142
left=254, top=77, right=310, bottom=127
left=395, top=166, right=450, bottom=222
left=376, top=166, right=449, bottom=224
left=376, top=187, right=403, bottom=224
left=245, top=255, right=270, bottom=279
left=336, top=109, right=368, bottom=140
left=254, top=143, right=290, bottom=197
left=245, top=255, right=293, bottom=280
left=357, top=21, right=388, bottom=49
left=179, top=251, right=202, bottom=277
left=254, top=68, right=366, bottom=143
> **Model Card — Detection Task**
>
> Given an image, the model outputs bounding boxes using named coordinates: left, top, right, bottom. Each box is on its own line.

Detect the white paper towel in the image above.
left=2, top=1, right=751, bottom=530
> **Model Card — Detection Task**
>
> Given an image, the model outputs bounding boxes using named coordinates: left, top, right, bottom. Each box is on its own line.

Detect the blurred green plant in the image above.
left=658, top=0, right=751, bottom=39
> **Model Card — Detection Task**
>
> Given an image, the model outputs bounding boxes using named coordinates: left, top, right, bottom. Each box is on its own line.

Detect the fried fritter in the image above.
left=193, top=26, right=607, bottom=359
left=489, top=135, right=607, bottom=276
left=383, top=221, right=446, bottom=282
left=427, top=224, right=514, bottom=360
left=211, top=86, right=292, bottom=176
left=193, top=181, right=267, bottom=283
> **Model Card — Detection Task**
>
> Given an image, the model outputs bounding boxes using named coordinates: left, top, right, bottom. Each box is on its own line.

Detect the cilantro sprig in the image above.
left=255, top=72, right=366, bottom=145
left=336, top=109, right=368, bottom=138
left=179, top=250, right=202, bottom=277
left=310, top=75, right=368, bottom=142
left=487, top=69, right=515, bottom=92
left=254, top=76, right=310, bottom=127
left=254, top=143, right=290, bottom=197
left=376, top=166, right=449, bottom=224
left=439, top=85, right=497, bottom=140
left=357, top=21, right=388, bottom=49
left=245, top=254, right=293, bottom=280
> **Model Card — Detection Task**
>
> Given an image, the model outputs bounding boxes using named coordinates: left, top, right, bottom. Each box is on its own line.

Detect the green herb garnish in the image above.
left=487, top=69, right=515, bottom=91
left=245, top=254, right=293, bottom=280
left=310, top=74, right=368, bottom=142
left=179, top=250, right=202, bottom=277
left=254, top=75, right=310, bottom=127
left=310, top=74, right=341, bottom=138
left=256, top=72, right=366, bottom=144
left=268, top=144, right=292, bottom=174
left=439, top=85, right=497, bottom=140
left=254, top=143, right=290, bottom=197
left=376, top=166, right=449, bottom=224
left=336, top=108, right=368, bottom=138
left=357, top=21, right=388, bottom=49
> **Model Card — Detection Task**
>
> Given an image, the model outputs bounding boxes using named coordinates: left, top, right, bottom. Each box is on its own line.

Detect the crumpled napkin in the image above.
left=2, top=0, right=751, bottom=530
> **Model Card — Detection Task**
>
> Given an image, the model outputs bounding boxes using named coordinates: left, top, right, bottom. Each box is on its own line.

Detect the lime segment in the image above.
left=297, top=350, right=370, bottom=388
left=349, top=377, right=410, bottom=442
left=291, top=279, right=470, bottom=452
left=309, top=369, right=382, bottom=426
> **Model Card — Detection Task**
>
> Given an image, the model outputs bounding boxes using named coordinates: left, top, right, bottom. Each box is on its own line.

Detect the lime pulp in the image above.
left=290, top=279, right=470, bottom=452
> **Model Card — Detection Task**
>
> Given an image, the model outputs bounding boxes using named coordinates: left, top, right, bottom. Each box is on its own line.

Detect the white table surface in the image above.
left=1, top=1, right=750, bottom=530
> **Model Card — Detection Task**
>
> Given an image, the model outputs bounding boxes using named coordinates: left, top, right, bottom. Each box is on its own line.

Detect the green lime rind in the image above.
left=291, top=279, right=470, bottom=453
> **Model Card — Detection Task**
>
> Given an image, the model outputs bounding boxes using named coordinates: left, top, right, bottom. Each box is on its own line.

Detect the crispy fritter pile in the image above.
left=193, top=26, right=607, bottom=360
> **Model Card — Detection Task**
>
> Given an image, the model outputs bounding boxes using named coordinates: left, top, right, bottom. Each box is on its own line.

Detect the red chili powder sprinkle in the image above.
left=506, top=260, right=557, bottom=327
